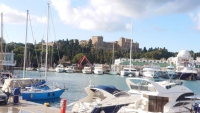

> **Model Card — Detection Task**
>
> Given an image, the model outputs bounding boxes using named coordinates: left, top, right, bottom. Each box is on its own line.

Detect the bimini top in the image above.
left=91, top=85, right=120, bottom=95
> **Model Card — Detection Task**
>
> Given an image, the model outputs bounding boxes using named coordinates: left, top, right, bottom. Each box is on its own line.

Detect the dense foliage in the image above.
left=5, top=39, right=200, bottom=67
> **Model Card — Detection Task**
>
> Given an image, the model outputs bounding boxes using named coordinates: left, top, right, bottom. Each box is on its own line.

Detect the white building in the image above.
left=167, top=50, right=193, bottom=67
left=2, top=52, right=16, bottom=66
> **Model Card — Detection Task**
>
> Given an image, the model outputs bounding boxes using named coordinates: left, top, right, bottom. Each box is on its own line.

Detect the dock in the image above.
left=0, top=98, right=72, bottom=113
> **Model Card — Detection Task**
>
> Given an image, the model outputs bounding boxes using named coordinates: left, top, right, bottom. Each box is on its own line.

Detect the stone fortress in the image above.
left=79, top=36, right=141, bottom=52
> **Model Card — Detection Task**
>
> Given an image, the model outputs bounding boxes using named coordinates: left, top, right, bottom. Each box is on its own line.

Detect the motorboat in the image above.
left=93, top=66, right=104, bottom=75
left=161, top=65, right=177, bottom=79
left=71, top=81, right=138, bottom=113
left=176, top=62, right=198, bottom=80
left=26, top=67, right=34, bottom=71
left=65, top=66, right=74, bottom=73
left=117, top=78, right=200, bottom=113
left=82, top=67, right=92, bottom=74
left=142, top=64, right=161, bottom=78
left=120, top=67, right=139, bottom=77
left=37, top=66, right=46, bottom=72
left=55, top=64, right=64, bottom=73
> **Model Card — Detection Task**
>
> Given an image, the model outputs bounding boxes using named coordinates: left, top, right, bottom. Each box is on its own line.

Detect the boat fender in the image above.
left=44, top=102, right=50, bottom=107
left=48, top=93, right=50, bottom=96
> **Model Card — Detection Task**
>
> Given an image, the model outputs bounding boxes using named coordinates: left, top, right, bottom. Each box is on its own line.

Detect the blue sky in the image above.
left=0, top=0, right=200, bottom=52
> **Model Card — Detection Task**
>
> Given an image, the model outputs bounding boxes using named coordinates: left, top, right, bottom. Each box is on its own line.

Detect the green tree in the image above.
left=72, top=53, right=85, bottom=63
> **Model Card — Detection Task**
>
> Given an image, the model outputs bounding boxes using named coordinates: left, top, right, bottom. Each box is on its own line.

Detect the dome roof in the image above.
left=177, top=50, right=191, bottom=57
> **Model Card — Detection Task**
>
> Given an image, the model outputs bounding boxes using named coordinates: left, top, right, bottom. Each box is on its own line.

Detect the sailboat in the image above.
left=21, top=5, right=65, bottom=101
left=37, top=43, right=46, bottom=72
left=0, top=13, right=12, bottom=85
left=26, top=52, right=34, bottom=71
left=109, top=42, right=117, bottom=75
left=120, top=22, right=138, bottom=77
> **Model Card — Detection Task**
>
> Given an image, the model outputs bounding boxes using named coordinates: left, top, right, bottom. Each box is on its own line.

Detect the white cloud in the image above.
left=51, top=0, right=200, bottom=32
left=0, top=4, right=46, bottom=25
left=189, top=12, right=200, bottom=30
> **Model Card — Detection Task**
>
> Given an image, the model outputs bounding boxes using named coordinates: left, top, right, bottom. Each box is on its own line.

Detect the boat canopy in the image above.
left=2, top=78, right=45, bottom=93
left=91, top=85, right=120, bottom=95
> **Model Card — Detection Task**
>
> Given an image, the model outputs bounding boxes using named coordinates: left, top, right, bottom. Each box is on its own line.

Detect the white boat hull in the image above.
left=26, top=67, right=33, bottom=71
left=94, top=70, right=103, bottom=75
left=143, top=71, right=160, bottom=78
left=37, top=68, right=46, bottom=72
left=82, top=70, right=92, bottom=74
left=66, top=69, right=73, bottom=73
left=55, top=68, right=64, bottom=73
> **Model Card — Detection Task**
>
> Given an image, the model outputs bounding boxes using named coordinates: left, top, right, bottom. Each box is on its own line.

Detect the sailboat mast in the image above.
left=130, top=22, right=133, bottom=70
left=112, top=42, right=114, bottom=64
left=45, top=3, right=50, bottom=81
left=0, top=13, right=4, bottom=71
left=23, top=10, right=28, bottom=78
left=1, top=13, right=2, bottom=41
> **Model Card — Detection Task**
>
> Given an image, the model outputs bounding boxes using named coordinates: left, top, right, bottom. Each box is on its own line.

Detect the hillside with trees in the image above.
left=5, top=39, right=200, bottom=67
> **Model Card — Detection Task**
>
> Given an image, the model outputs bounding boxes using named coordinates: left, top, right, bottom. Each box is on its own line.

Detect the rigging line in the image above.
left=3, top=25, right=9, bottom=52
left=49, top=8, right=60, bottom=60
left=49, top=6, right=66, bottom=89
left=28, top=14, right=42, bottom=76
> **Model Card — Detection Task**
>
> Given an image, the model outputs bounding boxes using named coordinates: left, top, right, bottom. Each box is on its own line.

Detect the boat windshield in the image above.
left=114, top=91, right=130, bottom=97
left=129, top=79, right=156, bottom=92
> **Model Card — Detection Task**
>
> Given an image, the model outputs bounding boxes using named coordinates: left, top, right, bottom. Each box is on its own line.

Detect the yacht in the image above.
left=161, top=65, right=177, bottom=79
left=93, top=65, right=104, bottom=75
left=120, top=67, right=139, bottom=77
left=65, top=66, right=74, bottom=73
left=176, top=62, right=198, bottom=80
left=142, top=64, right=161, bottom=78
left=71, top=81, right=137, bottom=113
left=82, top=67, right=92, bottom=74
left=55, top=64, right=64, bottom=73
left=117, top=78, right=199, bottom=113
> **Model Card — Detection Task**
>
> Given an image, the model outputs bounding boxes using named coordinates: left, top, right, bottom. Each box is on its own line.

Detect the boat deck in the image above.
left=0, top=98, right=72, bottom=113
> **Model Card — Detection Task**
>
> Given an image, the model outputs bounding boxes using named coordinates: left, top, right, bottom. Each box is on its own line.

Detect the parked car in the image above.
left=0, top=89, right=8, bottom=104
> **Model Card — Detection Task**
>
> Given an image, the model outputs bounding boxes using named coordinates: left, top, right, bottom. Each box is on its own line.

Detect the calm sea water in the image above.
left=13, top=70, right=200, bottom=111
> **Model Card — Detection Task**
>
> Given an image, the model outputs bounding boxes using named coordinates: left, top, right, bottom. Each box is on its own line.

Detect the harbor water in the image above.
left=13, top=70, right=200, bottom=111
